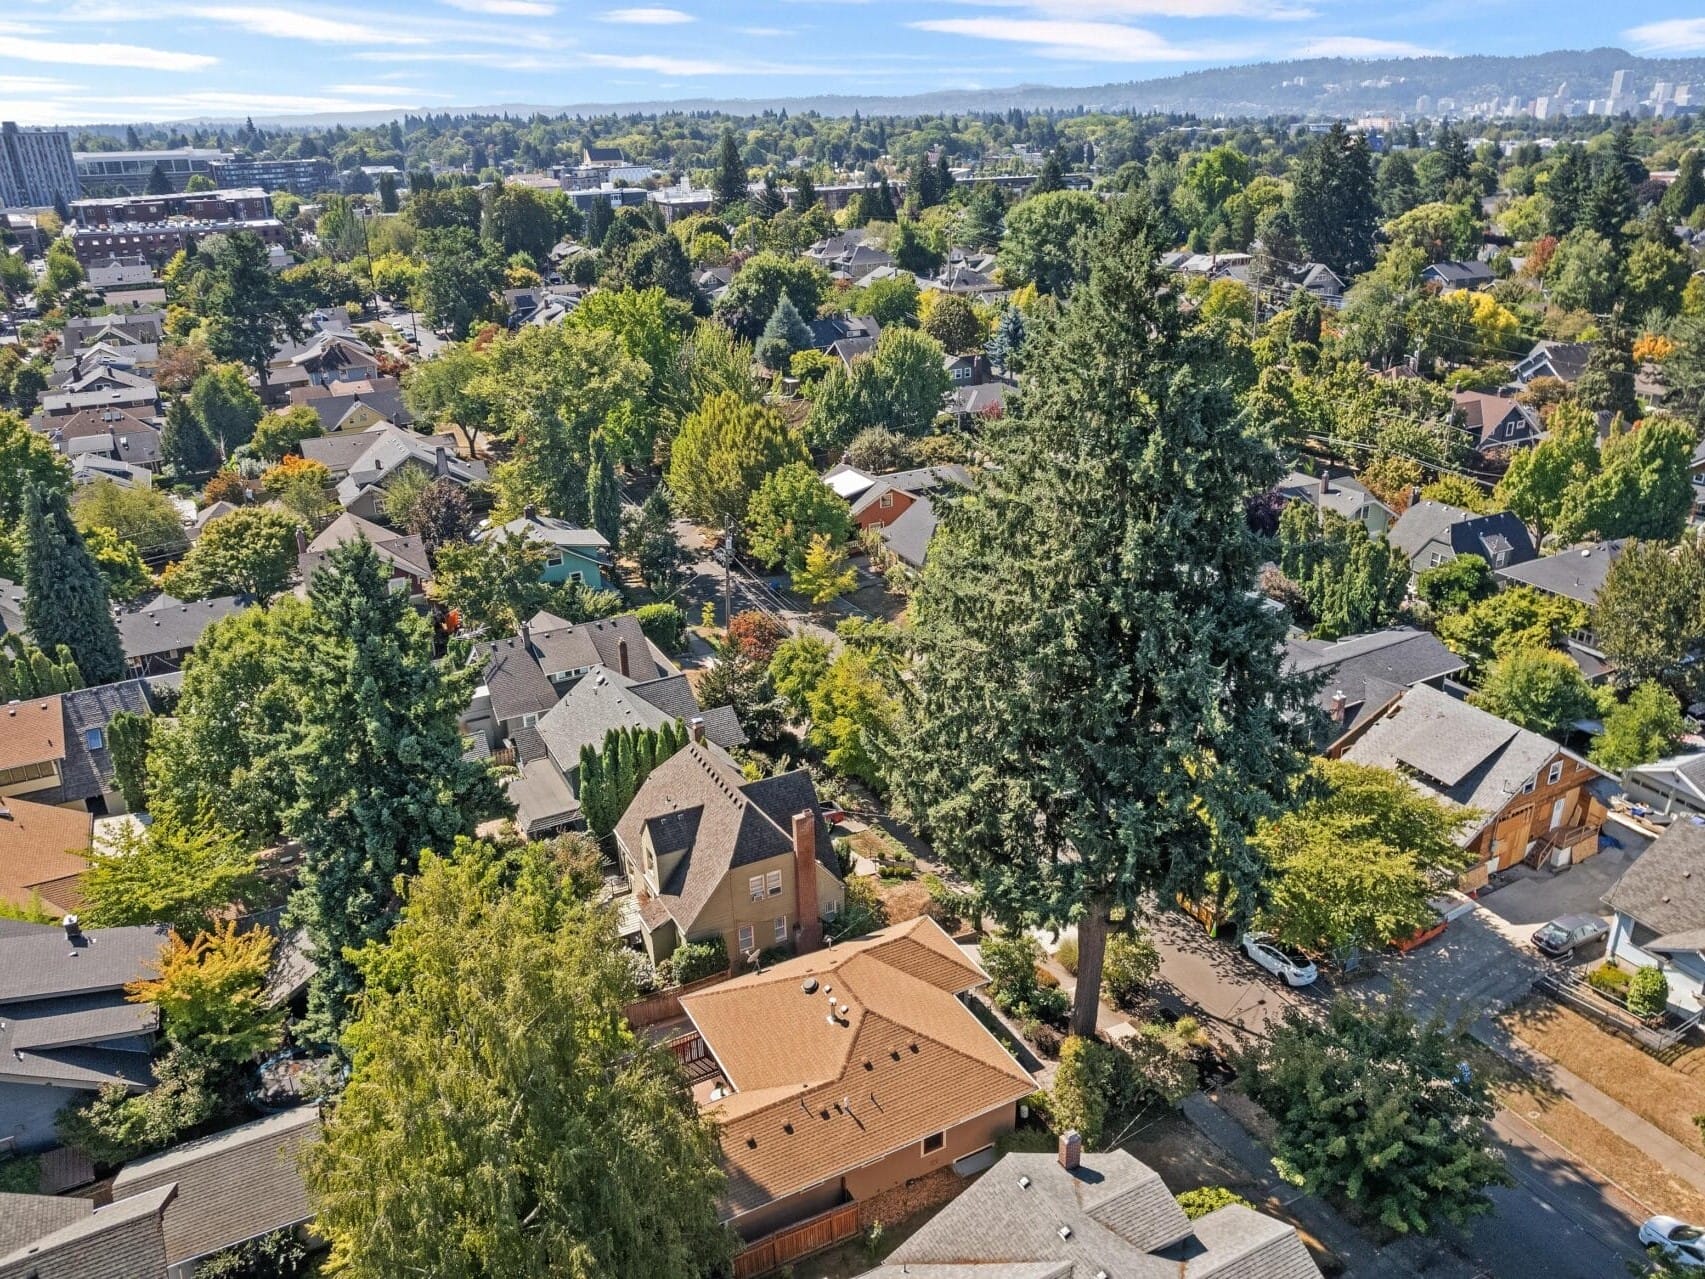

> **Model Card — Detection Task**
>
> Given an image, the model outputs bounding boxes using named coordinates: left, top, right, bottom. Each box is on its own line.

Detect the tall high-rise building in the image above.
left=1611, top=68, right=1630, bottom=99
left=1653, top=81, right=1673, bottom=104
left=0, top=122, right=78, bottom=209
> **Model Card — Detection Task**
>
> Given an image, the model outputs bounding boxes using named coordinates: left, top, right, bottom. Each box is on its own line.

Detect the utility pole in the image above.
left=722, top=521, right=735, bottom=628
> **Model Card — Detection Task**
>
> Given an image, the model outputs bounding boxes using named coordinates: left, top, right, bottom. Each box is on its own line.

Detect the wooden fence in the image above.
left=623, top=968, right=734, bottom=1028
left=733, top=1201, right=861, bottom=1279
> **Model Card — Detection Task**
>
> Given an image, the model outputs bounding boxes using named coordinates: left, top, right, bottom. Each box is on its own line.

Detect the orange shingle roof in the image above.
left=0, top=796, right=93, bottom=917
left=681, top=917, right=1034, bottom=1219
left=0, top=697, right=66, bottom=772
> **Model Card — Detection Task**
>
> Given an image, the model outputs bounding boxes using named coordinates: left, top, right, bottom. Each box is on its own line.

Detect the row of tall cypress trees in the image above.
left=577, top=718, right=693, bottom=838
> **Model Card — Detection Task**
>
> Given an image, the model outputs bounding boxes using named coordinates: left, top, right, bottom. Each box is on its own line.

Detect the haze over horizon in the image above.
left=3, top=2, right=1705, bottom=127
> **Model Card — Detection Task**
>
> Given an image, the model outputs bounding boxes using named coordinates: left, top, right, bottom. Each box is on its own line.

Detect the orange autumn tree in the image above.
left=127, top=922, right=284, bottom=1066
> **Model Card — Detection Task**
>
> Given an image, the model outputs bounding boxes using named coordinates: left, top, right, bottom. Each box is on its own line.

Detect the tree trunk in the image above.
left=1071, top=896, right=1113, bottom=1039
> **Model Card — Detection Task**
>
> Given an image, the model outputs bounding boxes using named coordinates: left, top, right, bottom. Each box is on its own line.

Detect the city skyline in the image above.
left=1, top=3, right=1705, bottom=126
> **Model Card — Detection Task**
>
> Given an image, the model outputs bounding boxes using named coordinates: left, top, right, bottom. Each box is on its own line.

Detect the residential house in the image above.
left=1335, top=683, right=1613, bottom=880
left=0, top=579, right=24, bottom=635
left=860, top=1140, right=1323, bottom=1279
left=1422, top=260, right=1496, bottom=290
left=37, top=380, right=158, bottom=421
left=1285, top=628, right=1465, bottom=749
left=462, top=611, right=673, bottom=751
left=1621, top=753, right=1705, bottom=819
left=920, top=256, right=1007, bottom=302
left=61, top=311, right=164, bottom=356
left=299, top=513, right=432, bottom=603
left=614, top=738, right=843, bottom=967
left=537, top=665, right=744, bottom=786
left=1494, top=540, right=1625, bottom=681
left=1387, top=500, right=1537, bottom=575
left=805, top=233, right=894, bottom=283
left=824, top=463, right=972, bottom=572
left=479, top=509, right=611, bottom=590
left=264, top=331, right=381, bottom=403
left=117, top=595, right=246, bottom=677
left=1512, top=339, right=1593, bottom=388
left=805, top=313, right=881, bottom=354
left=1453, top=391, right=1544, bottom=459
left=677, top=916, right=1031, bottom=1241
left=0, top=680, right=151, bottom=814
left=1603, top=819, right=1705, bottom=1015
left=0, top=1106, right=319, bottom=1278
left=1690, top=436, right=1705, bottom=523
left=329, top=432, right=485, bottom=522
left=72, top=455, right=154, bottom=490
left=44, top=417, right=165, bottom=475
left=290, top=380, right=412, bottom=434
left=50, top=338, right=159, bottom=388
left=0, top=918, right=167, bottom=1151
left=1275, top=469, right=1396, bottom=534
left=1289, top=261, right=1347, bottom=307
left=502, top=284, right=580, bottom=328
left=299, top=421, right=450, bottom=480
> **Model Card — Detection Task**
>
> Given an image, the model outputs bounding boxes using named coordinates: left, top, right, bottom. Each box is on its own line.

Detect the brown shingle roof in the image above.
left=0, top=797, right=93, bottom=917
left=681, top=918, right=1033, bottom=1219
left=0, top=696, right=66, bottom=771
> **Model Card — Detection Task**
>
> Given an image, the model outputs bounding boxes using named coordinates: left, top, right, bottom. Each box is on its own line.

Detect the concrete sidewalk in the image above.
left=1475, top=1018, right=1705, bottom=1199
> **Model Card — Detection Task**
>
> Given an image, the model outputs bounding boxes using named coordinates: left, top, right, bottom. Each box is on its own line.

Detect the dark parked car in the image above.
left=1532, top=915, right=1609, bottom=958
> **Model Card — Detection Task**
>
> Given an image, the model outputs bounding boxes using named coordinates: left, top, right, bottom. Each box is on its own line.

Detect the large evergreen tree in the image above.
left=284, top=540, right=505, bottom=1044
left=585, top=431, right=622, bottom=548
left=711, top=129, right=746, bottom=210
left=893, top=198, right=1316, bottom=1036
left=1288, top=122, right=1378, bottom=277
left=21, top=483, right=125, bottom=685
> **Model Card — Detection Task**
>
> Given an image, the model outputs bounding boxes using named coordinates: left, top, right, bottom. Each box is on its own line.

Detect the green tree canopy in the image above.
left=1591, top=682, right=1686, bottom=773
left=160, top=506, right=301, bottom=602
left=304, top=841, right=733, bottom=1278
left=1590, top=538, right=1705, bottom=695
left=1470, top=645, right=1604, bottom=739
left=198, top=231, right=308, bottom=385
left=82, top=816, right=263, bottom=937
left=893, top=197, right=1315, bottom=1037
left=1437, top=585, right=1585, bottom=677
left=1254, top=759, right=1473, bottom=962
left=1241, top=996, right=1511, bottom=1234
left=998, top=190, right=1104, bottom=294
left=745, top=460, right=854, bottom=571
left=1288, top=122, right=1379, bottom=276
left=1493, top=403, right=1599, bottom=537
left=22, top=484, right=125, bottom=685
left=71, top=479, right=188, bottom=560
left=667, top=391, right=807, bottom=527
left=1276, top=503, right=1409, bottom=639
left=1553, top=418, right=1695, bottom=545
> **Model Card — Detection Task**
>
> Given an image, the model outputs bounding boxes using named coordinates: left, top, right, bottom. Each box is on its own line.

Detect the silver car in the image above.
left=1240, top=933, right=1319, bottom=987
left=1531, top=915, right=1609, bottom=959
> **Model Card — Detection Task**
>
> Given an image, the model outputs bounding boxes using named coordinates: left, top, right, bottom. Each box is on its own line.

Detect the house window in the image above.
left=1522, top=774, right=1536, bottom=794
left=1548, top=760, right=1564, bottom=785
left=1427, top=551, right=1447, bottom=568
left=766, top=870, right=782, bottom=897
left=879, top=492, right=894, bottom=510
left=738, top=924, right=755, bottom=954
left=774, top=915, right=788, bottom=944
left=387, top=576, right=408, bottom=594
left=921, top=1131, right=945, bottom=1155
left=568, top=572, right=584, bottom=585
left=545, top=553, right=564, bottom=567
left=748, top=874, right=765, bottom=902
left=521, top=713, right=538, bottom=729
left=84, top=727, right=104, bottom=750
left=1492, top=549, right=1509, bottom=569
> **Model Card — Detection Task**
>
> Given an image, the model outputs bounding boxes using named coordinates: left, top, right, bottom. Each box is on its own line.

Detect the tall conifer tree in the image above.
left=21, top=484, right=125, bottom=685
left=894, top=197, right=1316, bottom=1035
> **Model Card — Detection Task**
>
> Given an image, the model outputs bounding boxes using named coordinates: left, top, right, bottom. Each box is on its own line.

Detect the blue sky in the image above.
left=2, top=2, right=1705, bottom=126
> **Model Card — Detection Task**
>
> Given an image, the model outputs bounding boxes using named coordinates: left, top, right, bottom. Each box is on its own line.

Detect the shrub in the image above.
left=1030, top=1023, right=1063, bottom=1058
left=56, top=1046, right=222, bottom=1166
left=1102, top=929, right=1161, bottom=1009
left=1628, top=966, right=1670, bottom=1019
left=1015, top=984, right=1070, bottom=1028
left=1177, top=1186, right=1251, bottom=1220
left=1052, top=1036, right=1114, bottom=1147
left=627, top=603, right=687, bottom=654
left=193, top=1227, right=312, bottom=1279
left=670, top=936, right=729, bottom=986
left=1587, top=964, right=1631, bottom=997
left=1033, top=962, right=1060, bottom=990
left=0, top=1155, right=40, bottom=1194
left=1056, top=935, right=1079, bottom=975
left=981, top=931, right=1043, bottom=1008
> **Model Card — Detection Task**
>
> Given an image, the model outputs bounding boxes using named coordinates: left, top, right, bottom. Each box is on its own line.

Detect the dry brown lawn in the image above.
left=1497, top=1079, right=1705, bottom=1220
left=1503, top=1001, right=1705, bottom=1157
left=876, top=877, right=933, bottom=923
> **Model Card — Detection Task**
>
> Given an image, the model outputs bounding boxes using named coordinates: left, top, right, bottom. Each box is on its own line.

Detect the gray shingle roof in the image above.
left=526, top=611, right=672, bottom=683
left=1284, top=628, right=1465, bottom=739
left=302, top=512, right=432, bottom=583
left=0, top=922, right=170, bottom=1004
left=881, top=491, right=941, bottom=569
left=867, top=1149, right=1321, bottom=1279
left=50, top=680, right=151, bottom=805
left=112, top=1106, right=319, bottom=1266
left=478, top=633, right=563, bottom=726
left=0, top=1194, right=88, bottom=1257
left=0, top=1182, right=172, bottom=1279
left=1338, top=684, right=1597, bottom=842
left=1604, top=819, right=1705, bottom=938
left=1387, top=501, right=1536, bottom=568
left=117, top=596, right=246, bottom=662
left=1275, top=470, right=1394, bottom=524
left=534, top=666, right=744, bottom=774
left=1495, top=540, right=1625, bottom=606
left=300, top=424, right=454, bottom=479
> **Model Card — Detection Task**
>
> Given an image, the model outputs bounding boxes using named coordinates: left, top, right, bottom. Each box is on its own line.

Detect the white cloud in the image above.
left=441, top=0, right=556, bottom=14
left=940, top=0, right=1314, bottom=17
left=582, top=52, right=735, bottom=73
left=1293, top=36, right=1441, bottom=57
left=909, top=17, right=1250, bottom=62
left=0, top=34, right=216, bottom=70
left=1624, top=18, right=1705, bottom=54
left=600, top=6, right=694, bottom=22
left=324, top=82, right=455, bottom=97
left=738, top=25, right=790, bottom=36
left=350, top=49, right=558, bottom=69
left=0, top=74, right=77, bottom=94
left=185, top=5, right=429, bottom=43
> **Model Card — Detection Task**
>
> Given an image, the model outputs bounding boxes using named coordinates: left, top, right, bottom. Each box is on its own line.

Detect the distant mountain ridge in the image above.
left=109, top=48, right=1705, bottom=128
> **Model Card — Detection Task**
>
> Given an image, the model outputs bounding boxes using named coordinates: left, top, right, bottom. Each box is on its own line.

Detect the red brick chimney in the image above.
left=1059, top=1130, right=1082, bottom=1171
left=792, top=810, right=822, bottom=954
left=689, top=716, right=705, bottom=745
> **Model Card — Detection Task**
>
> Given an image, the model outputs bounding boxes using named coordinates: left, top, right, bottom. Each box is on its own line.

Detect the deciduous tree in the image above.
left=1591, top=683, right=1686, bottom=773
left=667, top=392, right=806, bottom=527
left=160, top=506, right=301, bottom=602
left=127, top=922, right=284, bottom=1066
left=746, top=461, right=853, bottom=571
left=1470, top=645, right=1603, bottom=738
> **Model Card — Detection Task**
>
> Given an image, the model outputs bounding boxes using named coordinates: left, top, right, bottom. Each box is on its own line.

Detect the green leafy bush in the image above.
left=626, top=603, right=687, bottom=653
left=1586, top=963, right=1631, bottom=997
left=1102, top=929, right=1161, bottom=1009
left=194, top=1227, right=313, bottom=1279
left=0, top=1155, right=40, bottom=1193
left=1177, top=1186, right=1251, bottom=1220
left=669, top=936, right=729, bottom=986
left=1628, top=966, right=1670, bottom=1019
left=55, top=1046, right=222, bottom=1166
